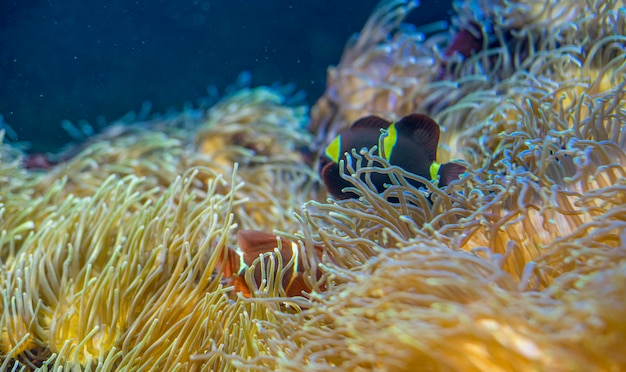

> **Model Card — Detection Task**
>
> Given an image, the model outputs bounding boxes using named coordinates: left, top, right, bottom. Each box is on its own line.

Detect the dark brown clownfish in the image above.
left=319, top=113, right=466, bottom=199
left=218, top=230, right=326, bottom=298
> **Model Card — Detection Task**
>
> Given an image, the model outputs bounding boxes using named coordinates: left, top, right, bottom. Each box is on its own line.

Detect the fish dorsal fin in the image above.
left=350, top=115, right=391, bottom=130
left=395, top=113, right=440, bottom=161
left=237, top=230, right=284, bottom=264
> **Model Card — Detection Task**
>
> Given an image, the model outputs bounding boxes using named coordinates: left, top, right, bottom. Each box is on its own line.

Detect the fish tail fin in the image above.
left=439, top=162, right=466, bottom=186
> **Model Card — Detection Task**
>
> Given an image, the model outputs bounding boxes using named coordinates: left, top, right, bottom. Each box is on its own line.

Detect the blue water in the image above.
left=0, top=0, right=452, bottom=153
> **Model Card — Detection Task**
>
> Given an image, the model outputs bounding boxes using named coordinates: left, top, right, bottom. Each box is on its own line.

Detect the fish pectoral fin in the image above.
left=230, top=276, right=252, bottom=298
left=395, top=113, right=440, bottom=161
left=438, top=162, right=467, bottom=186
left=237, top=230, right=282, bottom=263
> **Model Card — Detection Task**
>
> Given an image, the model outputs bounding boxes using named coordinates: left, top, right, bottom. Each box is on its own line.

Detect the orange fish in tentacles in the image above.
left=319, top=113, right=466, bottom=199
left=218, top=230, right=326, bottom=298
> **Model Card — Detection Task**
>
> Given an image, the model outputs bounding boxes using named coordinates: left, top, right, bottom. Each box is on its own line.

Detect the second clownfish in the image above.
left=319, top=113, right=466, bottom=199
left=218, top=230, right=325, bottom=298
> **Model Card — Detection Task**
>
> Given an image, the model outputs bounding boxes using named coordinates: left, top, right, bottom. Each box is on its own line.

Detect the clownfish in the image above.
left=218, top=230, right=325, bottom=298
left=319, top=113, right=466, bottom=199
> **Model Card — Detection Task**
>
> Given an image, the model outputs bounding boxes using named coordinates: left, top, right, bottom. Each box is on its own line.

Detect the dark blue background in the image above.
left=0, top=0, right=452, bottom=152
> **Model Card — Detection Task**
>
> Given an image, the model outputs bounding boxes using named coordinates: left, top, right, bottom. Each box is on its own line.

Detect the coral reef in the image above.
left=1, top=0, right=625, bottom=370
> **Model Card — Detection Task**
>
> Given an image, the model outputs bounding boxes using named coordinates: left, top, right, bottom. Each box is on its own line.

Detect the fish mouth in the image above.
left=318, top=153, right=332, bottom=173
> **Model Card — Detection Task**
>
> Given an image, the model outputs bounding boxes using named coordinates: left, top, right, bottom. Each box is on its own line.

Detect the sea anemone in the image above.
left=1, top=0, right=626, bottom=370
